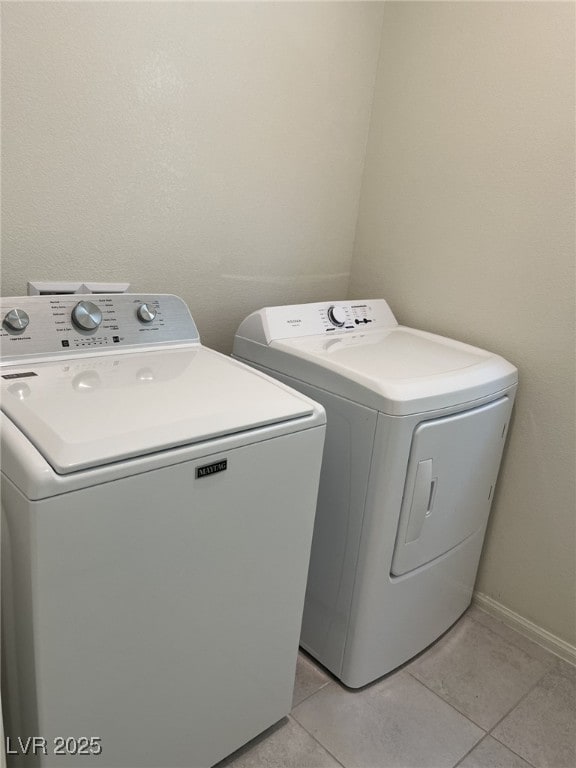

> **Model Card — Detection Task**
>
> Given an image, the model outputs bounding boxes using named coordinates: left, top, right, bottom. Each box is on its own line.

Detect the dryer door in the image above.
left=391, top=396, right=512, bottom=576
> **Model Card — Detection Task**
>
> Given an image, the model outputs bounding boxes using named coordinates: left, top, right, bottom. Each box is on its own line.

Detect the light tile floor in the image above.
left=219, top=606, right=575, bottom=768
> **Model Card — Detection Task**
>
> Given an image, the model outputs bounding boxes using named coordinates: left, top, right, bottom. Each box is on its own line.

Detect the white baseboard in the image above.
left=473, top=592, right=576, bottom=667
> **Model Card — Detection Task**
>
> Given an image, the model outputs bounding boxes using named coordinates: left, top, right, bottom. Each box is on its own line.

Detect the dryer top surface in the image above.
left=270, top=327, right=517, bottom=413
left=234, top=300, right=518, bottom=414
left=275, top=326, right=488, bottom=379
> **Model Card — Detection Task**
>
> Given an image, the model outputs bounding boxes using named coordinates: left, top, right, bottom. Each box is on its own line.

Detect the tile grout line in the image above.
left=486, top=664, right=551, bottom=735
left=406, top=660, right=548, bottom=741
left=294, top=634, right=556, bottom=768
left=484, top=670, right=554, bottom=768
left=402, top=672, right=488, bottom=739
left=404, top=613, right=552, bottom=732
left=289, top=696, right=348, bottom=768
left=451, top=733, right=539, bottom=768
left=452, top=733, right=490, bottom=768
left=292, top=678, right=331, bottom=709
left=293, top=674, right=487, bottom=768
left=489, top=735, right=539, bottom=768
left=403, top=623, right=549, bottom=768
left=404, top=665, right=493, bottom=733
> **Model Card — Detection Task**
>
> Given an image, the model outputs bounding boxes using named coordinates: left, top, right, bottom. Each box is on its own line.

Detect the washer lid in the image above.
left=266, top=327, right=517, bottom=414
left=1, top=346, right=317, bottom=474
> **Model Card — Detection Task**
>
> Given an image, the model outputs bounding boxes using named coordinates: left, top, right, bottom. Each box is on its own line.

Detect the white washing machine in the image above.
left=0, top=293, right=325, bottom=767
left=234, top=299, right=518, bottom=688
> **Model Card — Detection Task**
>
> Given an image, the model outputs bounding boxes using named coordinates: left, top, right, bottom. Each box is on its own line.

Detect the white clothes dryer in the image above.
left=234, top=299, right=517, bottom=688
left=0, top=294, right=325, bottom=767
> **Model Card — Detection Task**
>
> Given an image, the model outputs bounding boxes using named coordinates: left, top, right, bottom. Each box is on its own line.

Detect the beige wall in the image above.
left=1, top=1, right=383, bottom=351
left=351, top=2, right=575, bottom=645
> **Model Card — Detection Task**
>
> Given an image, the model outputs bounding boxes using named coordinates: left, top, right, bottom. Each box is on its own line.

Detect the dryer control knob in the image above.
left=3, top=308, right=30, bottom=332
left=72, top=300, right=102, bottom=331
left=327, top=305, right=346, bottom=327
left=137, top=303, right=157, bottom=323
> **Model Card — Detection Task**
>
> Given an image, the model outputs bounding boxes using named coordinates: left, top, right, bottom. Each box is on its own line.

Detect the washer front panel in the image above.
left=2, top=420, right=325, bottom=767
left=0, top=294, right=199, bottom=365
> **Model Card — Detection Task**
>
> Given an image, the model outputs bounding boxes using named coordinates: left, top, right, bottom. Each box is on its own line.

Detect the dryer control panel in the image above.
left=0, top=294, right=200, bottom=365
left=237, top=299, right=398, bottom=344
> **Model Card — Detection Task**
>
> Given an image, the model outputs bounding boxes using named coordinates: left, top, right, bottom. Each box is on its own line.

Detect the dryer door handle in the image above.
left=405, top=459, right=436, bottom=543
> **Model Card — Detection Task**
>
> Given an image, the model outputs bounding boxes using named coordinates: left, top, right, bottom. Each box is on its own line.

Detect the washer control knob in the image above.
left=3, top=308, right=30, bottom=332
left=71, top=300, right=102, bottom=331
left=137, top=303, right=157, bottom=323
left=327, top=305, right=346, bottom=328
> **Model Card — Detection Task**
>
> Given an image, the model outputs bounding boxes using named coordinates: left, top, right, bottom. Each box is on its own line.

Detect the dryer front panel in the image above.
left=391, top=396, right=512, bottom=576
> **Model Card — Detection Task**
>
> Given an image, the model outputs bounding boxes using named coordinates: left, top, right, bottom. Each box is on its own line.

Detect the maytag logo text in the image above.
left=196, top=460, right=228, bottom=478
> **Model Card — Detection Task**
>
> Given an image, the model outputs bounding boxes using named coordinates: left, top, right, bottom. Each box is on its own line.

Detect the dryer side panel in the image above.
left=232, top=361, right=378, bottom=678
left=391, top=396, right=513, bottom=576
left=298, top=387, right=377, bottom=675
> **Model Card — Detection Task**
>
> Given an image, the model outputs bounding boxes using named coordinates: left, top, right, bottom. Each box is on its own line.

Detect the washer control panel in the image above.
left=254, top=300, right=398, bottom=343
left=0, top=294, right=199, bottom=364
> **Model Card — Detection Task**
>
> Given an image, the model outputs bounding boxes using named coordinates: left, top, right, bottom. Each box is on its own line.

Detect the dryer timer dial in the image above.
left=327, top=305, right=346, bottom=327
